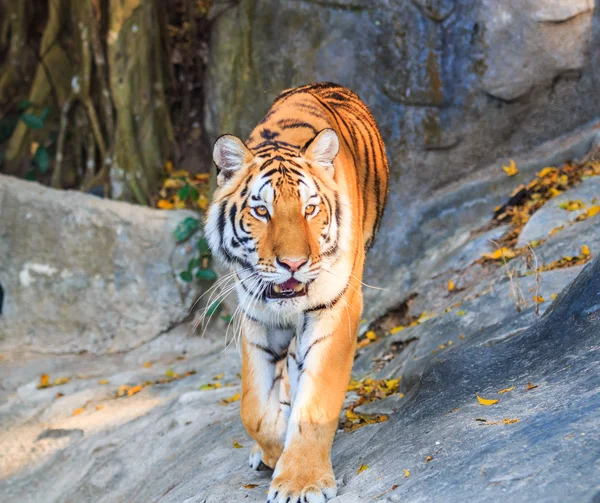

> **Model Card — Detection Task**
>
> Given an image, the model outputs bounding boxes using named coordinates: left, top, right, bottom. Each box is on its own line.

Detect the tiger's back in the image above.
left=246, top=82, right=389, bottom=250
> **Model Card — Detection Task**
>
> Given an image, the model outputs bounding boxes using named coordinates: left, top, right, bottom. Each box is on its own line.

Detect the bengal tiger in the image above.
left=205, top=82, right=389, bottom=502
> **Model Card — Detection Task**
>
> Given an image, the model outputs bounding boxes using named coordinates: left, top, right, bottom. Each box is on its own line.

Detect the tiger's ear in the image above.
left=302, top=129, right=339, bottom=172
left=213, top=134, right=254, bottom=186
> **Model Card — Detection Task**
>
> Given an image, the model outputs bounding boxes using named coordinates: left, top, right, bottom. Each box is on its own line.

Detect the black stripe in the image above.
left=250, top=343, right=287, bottom=365
left=306, top=282, right=348, bottom=312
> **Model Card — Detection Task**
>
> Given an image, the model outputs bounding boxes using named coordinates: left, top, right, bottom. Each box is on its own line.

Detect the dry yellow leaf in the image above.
left=157, top=199, right=175, bottom=210
left=581, top=245, right=591, bottom=257
left=37, top=374, right=51, bottom=389
left=537, top=167, right=557, bottom=178
left=213, top=373, right=224, bottom=380
left=403, top=469, right=410, bottom=478
left=481, top=247, right=516, bottom=260
left=365, top=331, right=377, bottom=341
left=497, top=385, right=514, bottom=394
left=526, top=382, right=538, bottom=390
left=233, top=440, right=243, bottom=449
left=502, top=159, right=519, bottom=176
left=220, top=392, right=241, bottom=405
left=390, top=325, right=405, bottom=334
left=357, top=464, right=369, bottom=474
left=243, top=484, right=259, bottom=489
left=165, top=368, right=174, bottom=378
left=128, top=385, right=144, bottom=396
left=117, top=385, right=131, bottom=397
left=533, top=296, right=545, bottom=303
left=447, top=279, right=455, bottom=292
left=143, top=362, right=152, bottom=368
left=459, top=334, right=465, bottom=339
left=73, top=408, right=85, bottom=416
left=587, top=205, right=600, bottom=218
left=53, top=377, right=70, bottom=386
left=551, top=293, right=557, bottom=300
left=95, top=404, right=105, bottom=411
left=165, top=160, right=174, bottom=173
left=98, top=379, right=109, bottom=385
left=456, top=310, right=466, bottom=316
left=425, top=455, right=433, bottom=463
left=55, top=392, right=64, bottom=399
left=503, top=418, right=519, bottom=424
left=356, top=338, right=371, bottom=349
left=476, top=394, right=499, bottom=406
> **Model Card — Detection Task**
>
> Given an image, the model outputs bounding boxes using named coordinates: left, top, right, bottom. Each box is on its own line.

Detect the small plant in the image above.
left=174, top=216, right=217, bottom=283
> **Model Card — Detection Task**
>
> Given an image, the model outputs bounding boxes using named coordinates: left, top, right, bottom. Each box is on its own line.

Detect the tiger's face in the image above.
left=206, top=129, right=342, bottom=313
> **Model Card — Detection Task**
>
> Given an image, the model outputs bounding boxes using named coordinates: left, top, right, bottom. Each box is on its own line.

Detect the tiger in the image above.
left=205, top=82, right=389, bottom=502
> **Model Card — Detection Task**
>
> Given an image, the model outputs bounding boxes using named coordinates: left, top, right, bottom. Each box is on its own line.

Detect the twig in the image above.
left=51, top=95, right=74, bottom=188
left=528, top=244, right=542, bottom=318
left=490, top=239, right=527, bottom=312
left=26, top=41, right=61, bottom=113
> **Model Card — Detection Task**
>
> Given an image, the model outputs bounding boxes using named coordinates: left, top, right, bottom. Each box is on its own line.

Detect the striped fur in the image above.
left=205, top=83, right=388, bottom=502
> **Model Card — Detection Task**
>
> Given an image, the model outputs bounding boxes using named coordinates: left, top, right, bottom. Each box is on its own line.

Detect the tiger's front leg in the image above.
left=241, top=318, right=292, bottom=470
left=267, top=291, right=361, bottom=503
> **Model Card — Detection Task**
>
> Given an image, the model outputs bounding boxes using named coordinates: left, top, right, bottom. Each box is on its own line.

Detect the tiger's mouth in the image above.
left=266, top=278, right=307, bottom=300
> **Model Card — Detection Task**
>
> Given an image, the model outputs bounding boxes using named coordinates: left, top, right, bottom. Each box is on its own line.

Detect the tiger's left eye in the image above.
left=305, top=204, right=317, bottom=216
left=255, top=205, right=268, bottom=217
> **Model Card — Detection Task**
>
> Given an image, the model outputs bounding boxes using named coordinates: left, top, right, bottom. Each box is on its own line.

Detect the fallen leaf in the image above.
left=425, top=455, right=433, bottom=463
left=558, top=199, right=585, bottom=211
left=165, top=368, right=174, bottom=378
left=117, top=385, right=131, bottom=397
left=213, top=373, right=224, bottom=380
left=220, top=392, right=241, bottom=405
left=533, top=296, right=545, bottom=303
left=476, top=394, right=499, bottom=406
left=403, top=469, right=410, bottom=478
left=98, top=379, right=109, bottom=385
left=551, top=293, right=557, bottom=300
left=456, top=310, right=466, bottom=316
left=356, top=338, right=372, bottom=349
left=447, top=279, right=455, bottom=292
left=233, top=440, right=243, bottom=449
left=502, top=159, right=519, bottom=177
left=526, top=382, right=538, bottom=390
left=365, top=331, right=378, bottom=341
left=481, top=247, right=516, bottom=260
left=95, top=404, right=105, bottom=411
left=53, top=377, right=70, bottom=385
left=200, top=382, right=222, bottom=390
left=390, top=325, right=405, bottom=334
left=587, top=205, right=600, bottom=218
left=143, top=362, right=152, bottom=368
left=497, top=385, right=514, bottom=394
left=37, top=374, right=51, bottom=389
left=243, top=484, right=259, bottom=489
left=503, top=418, right=519, bottom=424
left=459, top=334, right=465, bottom=340
left=128, top=385, right=144, bottom=396
left=538, top=167, right=557, bottom=178
left=55, top=392, right=64, bottom=399
left=157, top=199, right=174, bottom=210
left=581, top=245, right=591, bottom=257
left=357, top=464, right=369, bottom=474
left=165, top=160, right=174, bottom=173
left=73, top=408, right=85, bottom=416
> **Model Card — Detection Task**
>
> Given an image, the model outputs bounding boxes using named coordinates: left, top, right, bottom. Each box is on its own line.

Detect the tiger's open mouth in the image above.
left=266, top=278, right=307, bottom=300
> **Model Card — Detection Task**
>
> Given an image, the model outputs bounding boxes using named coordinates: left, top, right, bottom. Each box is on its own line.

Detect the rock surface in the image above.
left=1, top=168, right=599, bottom=502
left=0, top=175, right=203, bottom=354
left=204, top=0, right=600, bottom=316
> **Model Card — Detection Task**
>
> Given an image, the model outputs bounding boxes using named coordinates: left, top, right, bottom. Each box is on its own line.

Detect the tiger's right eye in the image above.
left=255, top=206, right=268, bottom=217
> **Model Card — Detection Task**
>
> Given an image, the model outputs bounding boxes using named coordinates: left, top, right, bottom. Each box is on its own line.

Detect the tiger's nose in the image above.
left=276, top=257, right=308, bottom=272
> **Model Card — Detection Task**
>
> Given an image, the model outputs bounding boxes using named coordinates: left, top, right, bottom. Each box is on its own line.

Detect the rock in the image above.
left=204, top=0, right=600, bottom=317
left=0, top=175, right=203, bottom=354
left=517, top=176, right=600, bottom=247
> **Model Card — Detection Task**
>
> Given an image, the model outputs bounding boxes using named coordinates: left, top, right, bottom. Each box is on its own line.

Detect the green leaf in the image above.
left=40, top=107, right=50, bottom=121
left=189, top=186, right=199, bottom=201
left=178, top=184, right=191, bottom=201
left=21, top=114, right=44, bottom=129
left=173, top=217, right=199, bottom=242
left=197, top=238, right=211, bottom=256
left=16, top=100, right=31, bottom=111
left=187, top=257, right=200, bottom=271
left=179, top=271, right=193, bottom=282
left=206, top=301, right=221, bottom=317
left=195, top=268, right=217, bottom=282
left=34, top=145, right=50, bottom=173
left=24, top=169, right=37, bottom=181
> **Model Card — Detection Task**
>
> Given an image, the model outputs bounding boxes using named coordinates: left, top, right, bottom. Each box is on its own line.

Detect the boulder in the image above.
left=0, top=175, right=202, bottom=354
left=204, top=0, right=600, bottom=317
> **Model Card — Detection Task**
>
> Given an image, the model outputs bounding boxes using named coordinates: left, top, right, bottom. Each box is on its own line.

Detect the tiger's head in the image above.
left=205, top=129, right=345, bottom=313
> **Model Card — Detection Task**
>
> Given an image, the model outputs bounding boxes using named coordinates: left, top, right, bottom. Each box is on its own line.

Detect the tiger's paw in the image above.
left=266, top=458, right=337, bottom=502
left=249, top=443, right=279, bottom=471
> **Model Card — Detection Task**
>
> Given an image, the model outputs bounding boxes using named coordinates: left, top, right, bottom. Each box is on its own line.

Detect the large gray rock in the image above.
left=204, top=0, right=600, bottom=318
left=0, top=175, right=202, bottom=354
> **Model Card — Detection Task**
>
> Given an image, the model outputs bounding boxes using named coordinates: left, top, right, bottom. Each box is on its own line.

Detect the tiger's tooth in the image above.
left=294, top=283, right=304, bottom=292
left=273, top=284, right=281, bottom=293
